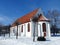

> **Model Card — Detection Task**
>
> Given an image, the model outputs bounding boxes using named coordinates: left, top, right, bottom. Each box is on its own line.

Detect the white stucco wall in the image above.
left=18, top=22, right=32, bottom=37
left=38, top=21, right=51, bottom=38
left=10, top=21, right=51, bottom=39
left=38, top=21, right=44, bottom=37
left=10, top=27, right=15, bottom=36
left=25, top=22, right=31, bottom=37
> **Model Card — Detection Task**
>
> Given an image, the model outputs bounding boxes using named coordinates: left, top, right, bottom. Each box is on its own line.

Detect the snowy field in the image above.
left=0, top=34, right=60, bottom=45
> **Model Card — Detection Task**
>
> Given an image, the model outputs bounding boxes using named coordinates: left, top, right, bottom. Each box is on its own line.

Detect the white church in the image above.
left=10, top=8, right=51, bottom=40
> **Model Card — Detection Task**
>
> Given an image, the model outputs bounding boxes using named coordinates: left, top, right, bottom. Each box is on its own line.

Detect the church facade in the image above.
left=10, top=8, right=51, bottom=39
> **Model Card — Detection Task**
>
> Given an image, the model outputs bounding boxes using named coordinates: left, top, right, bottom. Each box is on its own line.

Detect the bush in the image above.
left=37, top=36, right=46, bottom=41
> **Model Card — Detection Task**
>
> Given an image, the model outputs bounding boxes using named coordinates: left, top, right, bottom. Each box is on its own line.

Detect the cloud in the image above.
left=0, top=17, right=5, bottom=21
left=0, top=15, right=16, bottom=25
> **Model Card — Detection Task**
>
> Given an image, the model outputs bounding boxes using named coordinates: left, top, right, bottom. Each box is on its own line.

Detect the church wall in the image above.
left=18, top=22, right=32, bottom=37
left=10, top=21, right=51, bottom=39
left=10, top=27, right=15, bottom=36
left=38, top=21, right=51, bottom=38
left=10, top=22, right=32, bottom=37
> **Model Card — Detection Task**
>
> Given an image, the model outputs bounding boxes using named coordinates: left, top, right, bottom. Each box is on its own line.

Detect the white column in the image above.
left=38, top=24, right=40, bottom=36
left=46, top=23, right=49, bottom=38
left=23, top=24, right=25, bottom=36
left=20, top=25, right=22, bottom=36
left=46, top=23, right=51, bottom=40
left=48, top=23, right=51, bottom=37
left=40, top=23, right=43, bottom=36
left=20, top=25, right=21, bottom=36
left=18, top=25, right=21, bottom=36
left=23, top=24, right=26, bottom=36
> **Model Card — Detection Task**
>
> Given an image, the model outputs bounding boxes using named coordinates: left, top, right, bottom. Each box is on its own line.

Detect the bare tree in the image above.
left=0, top=23, right=4, bottom=36
left=47, top=10, right=60, bottom=35
left=32, top=16, right=38, bottom=42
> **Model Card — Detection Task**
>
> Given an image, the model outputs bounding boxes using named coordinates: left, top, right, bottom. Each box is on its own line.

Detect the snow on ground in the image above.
left=0, top=34, right=60, bottom=45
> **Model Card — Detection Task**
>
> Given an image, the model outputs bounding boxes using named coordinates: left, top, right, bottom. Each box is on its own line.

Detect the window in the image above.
left=28, top=23, right=30, bottom=32
left=42, top=23, right=46, bottom=32
left=21, top=25, right=23, bottom=32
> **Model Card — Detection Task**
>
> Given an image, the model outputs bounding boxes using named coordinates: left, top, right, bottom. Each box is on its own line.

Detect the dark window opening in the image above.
left=28, top=23, right=30, bottom=32
left=21, top=25, right=23, bottom=32
left=42, top=23, right=46, bottom=32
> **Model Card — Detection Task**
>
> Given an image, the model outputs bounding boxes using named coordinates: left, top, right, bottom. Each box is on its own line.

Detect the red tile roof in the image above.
left=38, top=14, right=50, bottom=21
left=12, top=8, right=38, bottom=26
left=12, top=8, right=50, bottom=27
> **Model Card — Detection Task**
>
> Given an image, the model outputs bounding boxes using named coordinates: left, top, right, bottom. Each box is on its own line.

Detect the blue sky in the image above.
left=0, top=0, right=60, bottom=25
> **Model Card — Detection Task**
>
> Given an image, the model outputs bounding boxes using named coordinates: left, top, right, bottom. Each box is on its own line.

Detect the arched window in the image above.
left=28, top=23, right=30, bottom=32
left=42, top=23, right=46, bottom=32
left=21, top=25, right=23, bottom=32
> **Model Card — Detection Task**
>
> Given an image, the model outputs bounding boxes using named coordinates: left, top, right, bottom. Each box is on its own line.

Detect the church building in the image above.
left=10, top=8, right=51, bottom=40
